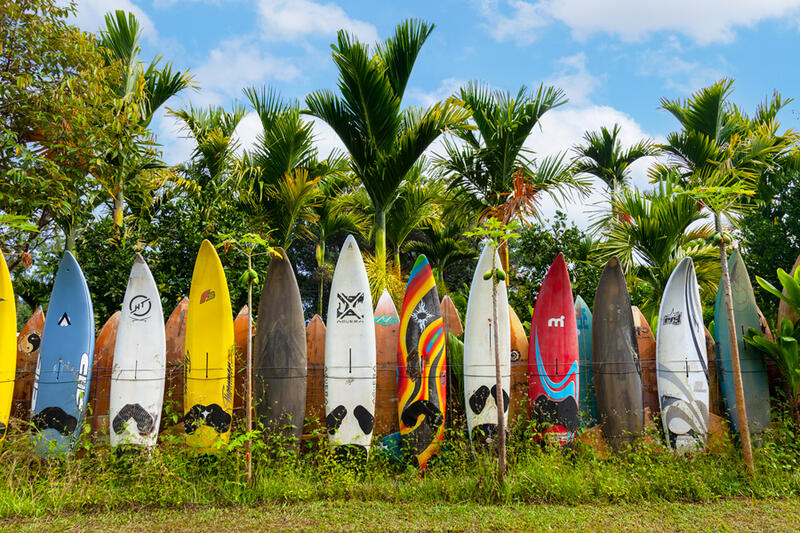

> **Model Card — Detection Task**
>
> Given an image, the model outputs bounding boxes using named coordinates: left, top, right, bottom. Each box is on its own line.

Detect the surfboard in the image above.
left=508, top=305, right=529, bottom=426
left=109, top=254, right=166, bottom=448
left=575, top=296, right=597, bottom=427
left=13, top=307, right=44, bottom=421
left=31, top=251, right=94, bottom=456
left=440, top=295, right=463, bottom=425
left=162, top=297, right=188, bottom=432
left=89, top=311, right=118, bottom=435
left=184, top=240, right=235, bottom=452
left=705, top=326, right=724, bottom=416
left=304, top=315, right=325, bottom=432
left=592, top=257, right=643, bottom=451
left=0, top=250, right=16, bottom=440
left=777, top=253, right=799, bottom=328
left=464, top=243, right=510, bottom=448
left=528, top=253, right=579, bottom=445
left=374, top=289, right=399, bottom=436
left=656, top=257, right=709, bottom=451
left=633, top=306, right=658, bottom=420
left=397, top=256, right=446, bottom=468
left=233, top=306, right=252, bottom=423
left=714, top=249, right=770, bottom=440
left=254, top=248, right=307, bottom=445
left=324, top=235, right=376, bottom=461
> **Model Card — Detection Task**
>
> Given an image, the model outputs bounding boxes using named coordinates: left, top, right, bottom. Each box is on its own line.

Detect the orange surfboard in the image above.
left=304, top=314, right=326, bottom=432
left=632, top=306, right=658, bottom=419
left=233, top=305, right=253, bottom=422
left=440, top=295, right=463, bottom=337
left=12, top=308, right=44, bottom=421
left=374, top=290, right=399, bottom=436
left=705, top=326, right=724, bottom=417
left=89, top=311, right=119, bottom=434
left=508, top=305, right=529, bottom=426
left=162, top=297, right=188, bottom=431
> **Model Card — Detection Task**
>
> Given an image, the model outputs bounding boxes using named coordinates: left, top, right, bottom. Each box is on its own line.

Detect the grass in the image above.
left=0, top=416, right=798, bottom=528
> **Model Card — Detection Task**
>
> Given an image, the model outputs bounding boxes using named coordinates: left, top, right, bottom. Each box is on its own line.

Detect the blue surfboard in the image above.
left=575, top=296, right=597, bottom=427
left=31, top=252, right=94, bottom=456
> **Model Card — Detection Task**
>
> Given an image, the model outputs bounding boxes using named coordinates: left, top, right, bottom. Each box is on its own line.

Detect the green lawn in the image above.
left=4, top=499, right=800, bottom=532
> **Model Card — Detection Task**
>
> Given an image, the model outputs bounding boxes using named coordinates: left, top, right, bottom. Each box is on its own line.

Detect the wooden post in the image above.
left=491, top=254, right=506, bottom=484
left=246, top=255, right=254, bottom=484
left=716, top=214, right=754, bottom=474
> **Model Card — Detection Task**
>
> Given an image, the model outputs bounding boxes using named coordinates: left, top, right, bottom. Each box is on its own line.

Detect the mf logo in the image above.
left=548, top=315, right=565, bottom=328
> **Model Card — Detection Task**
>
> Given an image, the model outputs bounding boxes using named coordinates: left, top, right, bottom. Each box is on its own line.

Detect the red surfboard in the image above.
left=528, top=253, right=579, bottom=444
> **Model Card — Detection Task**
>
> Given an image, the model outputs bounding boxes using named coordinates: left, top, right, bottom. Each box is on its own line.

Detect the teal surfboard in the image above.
left=714, top=249, right=770, bottom=440
left=575, top=296, right=597, bottom=426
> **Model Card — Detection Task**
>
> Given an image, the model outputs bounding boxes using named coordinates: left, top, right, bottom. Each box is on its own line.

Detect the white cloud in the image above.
left=257, top=0, right=379, bottom=44
left=407, top=78, right=466, bottom=108
left=637, top=36, right=727, bottom=93
left=153, top=107, right=196, bottom=166
left=479, top=0, right=800, bottom=45
left=308, top=116, right=348, bottom=159
left=192, top=37, right=300, bottom=101
left=71, top=0, right=157, bottom=42
left=546, top=53, right=601, bottom=106
left=232, top=112, right=264, bottom=157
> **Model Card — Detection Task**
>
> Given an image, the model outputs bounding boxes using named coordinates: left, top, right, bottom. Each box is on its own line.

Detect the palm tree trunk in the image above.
left=374, top=208, right=387, bottom=290
left=716, top=213, right=754, bottom=474
left=113, top=166, right=125, bottom=232
left=316, top=241, right=326, bottom=316
left=394, top=248, right=401, bottom=275
left=65, top=225, right=76, bottom=253
left=491, top=257, right=506, bottom=485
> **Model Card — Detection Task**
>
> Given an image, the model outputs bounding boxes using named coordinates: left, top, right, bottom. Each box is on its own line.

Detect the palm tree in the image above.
left=305, top=20, right=471, bottom=289
left=434, top=82, right=590, bottom=270
left=573, top=124, right=659, bottom=191
left=659, top=79, right=797, bottom=473
left=405, top=222, right=477, bottom=294
left=170, top=104, right=246, bottom=232
left=239, top=87, right=349, bottom=250
left=98, top=10, right=193, bottom=232
left=593, top=172, right=719, bottom=319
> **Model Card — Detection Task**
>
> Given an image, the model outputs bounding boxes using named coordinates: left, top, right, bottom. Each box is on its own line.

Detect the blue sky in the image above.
left=70, top=0, right=800, bottom=227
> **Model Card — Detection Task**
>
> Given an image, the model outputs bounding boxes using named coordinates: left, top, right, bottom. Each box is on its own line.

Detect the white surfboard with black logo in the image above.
left=463, top=243, right=510, bottom=448
left=109, top=253, right=166, bottom=448
left=656, top=257, right=708, bottom=452
left=324, top=235, right=376, bottom=462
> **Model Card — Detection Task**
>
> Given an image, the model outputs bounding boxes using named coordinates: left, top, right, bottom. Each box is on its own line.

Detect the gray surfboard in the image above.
left=254, top=248, right=307, bottom=446
left=592, top=257, right=644, bottom=451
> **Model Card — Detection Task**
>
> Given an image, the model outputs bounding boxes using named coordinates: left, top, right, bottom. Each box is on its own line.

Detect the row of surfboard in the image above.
left=0, top=237, right=788, bottom=461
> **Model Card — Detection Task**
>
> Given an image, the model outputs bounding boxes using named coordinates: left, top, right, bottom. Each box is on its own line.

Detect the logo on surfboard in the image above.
left=58, top=312, right=71, bottom=327
left=663, top=309, right=682, bottom=325
left=200, top=289, right=216, bottom=304
left=336, top=292, right=364, bottom=322
left=129, top=295, right=152, bottom=318
left=375, top=314, right=398, bottom=326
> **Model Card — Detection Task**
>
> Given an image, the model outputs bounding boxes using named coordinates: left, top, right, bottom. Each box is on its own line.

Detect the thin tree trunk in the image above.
left=491, top=254, right=506, bottom=485
left=716, top=213, right=754, bottom=474
left=65, top=226, right=76, bottom=253
left=316, top=241, right=325, bottom=316
left=246, top=255, right=254, bottom=484
left=374, top=209, right=387, bottom=290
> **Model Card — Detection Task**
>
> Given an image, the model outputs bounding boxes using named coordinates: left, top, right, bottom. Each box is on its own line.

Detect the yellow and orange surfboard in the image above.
left=0, top=250, right=15, bottom=440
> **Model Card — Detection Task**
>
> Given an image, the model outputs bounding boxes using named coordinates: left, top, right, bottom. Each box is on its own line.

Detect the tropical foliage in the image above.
left=573, top=124, right=659, bottom=191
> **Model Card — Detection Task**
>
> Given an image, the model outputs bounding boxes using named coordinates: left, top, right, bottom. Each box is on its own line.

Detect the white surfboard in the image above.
left=464, top=243, right=510, bottom=446
left=656, top=257, right=709, bottom=452
left=324, top=235, right=376, bottom=460
left=109, top=254, right=166, bottom=448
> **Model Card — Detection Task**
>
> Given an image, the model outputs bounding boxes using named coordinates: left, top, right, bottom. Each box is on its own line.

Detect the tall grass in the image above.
left=0, top=416, right=798, bottom=518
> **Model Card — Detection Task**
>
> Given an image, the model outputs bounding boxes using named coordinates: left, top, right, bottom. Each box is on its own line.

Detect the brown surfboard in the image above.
left=778, top=253, right=800, bottom=328
left=12, top=308, right=44, bottom=420
left=632, top=306, right=658, bottom=419
left=89, top=311, right=119, bottom=434
left=508, top=305, right=529, bottom=426
left=705, top=326, right=724, bottom=417
left=162, top=297, right=188, bottom=432
left=440, top=295, right=463, bottom=426
left=233, top=305, right=254, bottom=422
left=304, top=314, right=326, bottom=433
left=374, top=289, right=399, bottom=436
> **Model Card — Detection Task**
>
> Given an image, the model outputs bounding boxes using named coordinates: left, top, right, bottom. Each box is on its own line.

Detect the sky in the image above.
left=69, top=0, right=800, bottom=228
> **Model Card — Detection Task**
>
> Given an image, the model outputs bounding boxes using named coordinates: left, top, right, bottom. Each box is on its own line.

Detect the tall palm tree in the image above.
left=434, top=82, right=590, bottom=270
left=659, top=79, right=797, bottom=473
left=240, top=87, right=349, bottom=250
left=99, top=10, right=193, bottom=232
left=593, top=172, right=719, bottom=319
left=305, top=20, right=471, bottom=289
left=573, top=124, right=659, bottom=191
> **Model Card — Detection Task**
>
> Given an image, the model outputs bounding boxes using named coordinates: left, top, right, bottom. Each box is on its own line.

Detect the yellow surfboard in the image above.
left=184, top=240, right=234, bottom=451
left=0, top=250, right=15, bottom=441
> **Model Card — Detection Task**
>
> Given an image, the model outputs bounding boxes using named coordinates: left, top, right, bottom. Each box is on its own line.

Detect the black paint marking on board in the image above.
left=354, top=405, right=374, bottom=434
left=58, top=313, right=71, bottom=327
left=326, top=405, right=347, bottom=435
left=129, top=295, right=152, bottom=318
left=336, top=292, right=364, bottom=321
left=31, top=406, right=78, bottom=436
left=469, top=385, right=491, bottom=415
left=184, top=403, right=231, bottom=434
left=112, top=403, right=155, bottom=436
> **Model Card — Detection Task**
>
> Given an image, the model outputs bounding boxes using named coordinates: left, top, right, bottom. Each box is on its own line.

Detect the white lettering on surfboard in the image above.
left=75, top=352, right=89, bottom=409
left=548, top=315, right=565, bottom=328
